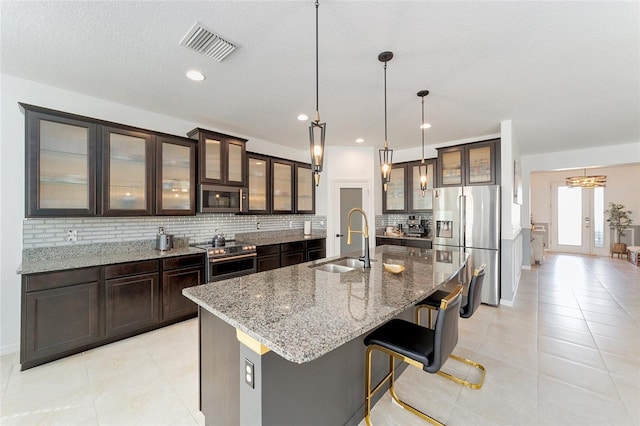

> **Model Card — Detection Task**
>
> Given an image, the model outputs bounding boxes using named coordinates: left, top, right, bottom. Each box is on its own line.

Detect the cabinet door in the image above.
left=295, top=164, right=315, bottom=214
left=281, top=251, right=305, bottom=267
left=102, top=126, right=154, bottom=215
left=409, top=159, right=435, bottom=212
left=162, top=266, right=201, bottom=321
left=201, top=135, right=223, bottom=184
left=25, top=109, right=97, bottom=217
left=247, top=153, right=271, bottom=213
left=22, top=281, right=100, bottom=365
left=156, top=136, right=196, bottom=215
left=438, top=146, right=464, bottom=187
left=272, top=160, right=294, bottom=213
left=105, top=272, right=159, bottom=337
left=227, top=140, right=246, bottom=186
left=257, top=254, right=281, bottom=272
left=383, top=164, right=407, bottom=213
left=466, top=140, right=498, bottom=185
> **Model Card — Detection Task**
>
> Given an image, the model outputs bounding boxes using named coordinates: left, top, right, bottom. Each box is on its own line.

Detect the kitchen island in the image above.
left=183, top=245, right=467, bottom=426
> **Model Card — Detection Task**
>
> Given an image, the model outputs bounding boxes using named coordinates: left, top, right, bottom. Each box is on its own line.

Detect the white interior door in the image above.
left=550, top=183, right=606, bottom=255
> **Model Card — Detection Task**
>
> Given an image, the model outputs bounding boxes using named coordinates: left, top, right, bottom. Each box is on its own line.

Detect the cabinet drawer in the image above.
left=281, top=251, right=305, bottom=267
left=257, top=254, right=281, bottom=272
left=281, top=241, right=305, bottom=252
left=162, top=254, right=204, bottom=271
left=257, top=244, right=280, bottom=256
left=306, top=248, right=326, bottom=262
left=306, top=239, right=325, bottom=250
left=24, top=267, right=100, bottom=292
left=104, top=260, right=158, bottom=279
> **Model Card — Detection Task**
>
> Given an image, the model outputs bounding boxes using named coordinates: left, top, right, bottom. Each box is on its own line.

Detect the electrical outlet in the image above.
left=67, top=230, right=77, bottom=242
left=289, top=221, right=293, bottom=228
left=256, top=222, right=261, bottom=230
left=244, top=359, right=254, bottom=388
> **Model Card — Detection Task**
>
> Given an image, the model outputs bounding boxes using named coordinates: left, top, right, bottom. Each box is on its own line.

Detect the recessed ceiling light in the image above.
left=186, top=70, right=205, bottom=81
left=420, top=123, right=431, bottom=129
left=297, top=114, right=309, bottom=121
left=355, top=138, right=365, bottom=143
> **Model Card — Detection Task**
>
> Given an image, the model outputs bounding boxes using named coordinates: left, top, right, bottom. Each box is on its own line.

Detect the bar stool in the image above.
left=363, top=285, right=463, bottom=426
left=415, top=264, right=486, bottom=390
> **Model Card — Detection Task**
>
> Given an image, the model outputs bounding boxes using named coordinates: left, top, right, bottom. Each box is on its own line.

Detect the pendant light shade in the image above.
left=417, top=90, right=429, bottom=196
left=565, top=169, right=606, bottom=188
left=309, top=0, right=325, bottom=187
left=378, top=51, right=394, bottom=191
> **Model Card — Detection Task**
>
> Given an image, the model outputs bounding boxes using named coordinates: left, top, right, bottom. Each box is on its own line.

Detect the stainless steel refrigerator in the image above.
left=432, top=185, right=501, bottom=305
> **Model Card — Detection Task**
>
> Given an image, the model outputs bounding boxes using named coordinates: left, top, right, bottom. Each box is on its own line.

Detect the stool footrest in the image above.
left=437, top=354, right=486, bottom=390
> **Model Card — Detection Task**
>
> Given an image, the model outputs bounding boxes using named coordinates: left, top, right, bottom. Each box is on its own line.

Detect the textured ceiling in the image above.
left=2, top=1, right=638, bottom=157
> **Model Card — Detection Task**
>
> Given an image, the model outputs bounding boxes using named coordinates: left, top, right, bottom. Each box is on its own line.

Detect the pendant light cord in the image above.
left=315, top=0, right=319, bottom=121
left=384, top=61, right=388, bottom=148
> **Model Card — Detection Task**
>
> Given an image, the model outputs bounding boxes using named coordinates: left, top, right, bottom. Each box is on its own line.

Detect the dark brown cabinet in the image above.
left=383, top=164, right=408, bottom=213
left=247, top=153, right=271, bottom=214
left=104, top=260, right=159, bottom=338
left=281, top=241, right=305, bottom=267
left=161, top=254, right=203, bottom=321
left=375, top=237, right=431, bottom=249
left=23, top=106, right=98, bottom=217
left=21, top=267, right=100, bottom=369
left=272, top=159, right=294, bottom=214
left=156, top=135, right=197, bottom=215
left=408, top=159, right=437, bottom=212
left=101, top=126, right=155, bottom=216
left=437, top=139, right=500, bottom=187
left=295, top=164, right=315, bottom=214
left=305, top=238, right=326, bottom=261
left=188, top=128, right=247, bottom=186
left=257, top=244, right=281, bottom=272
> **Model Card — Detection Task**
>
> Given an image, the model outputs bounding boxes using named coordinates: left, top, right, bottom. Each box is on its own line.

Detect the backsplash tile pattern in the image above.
left=23, top=214, right=327, bottom=248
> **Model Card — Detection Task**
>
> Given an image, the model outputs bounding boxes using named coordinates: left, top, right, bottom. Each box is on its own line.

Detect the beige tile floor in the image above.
left=2, top=253, right=639, bottom=425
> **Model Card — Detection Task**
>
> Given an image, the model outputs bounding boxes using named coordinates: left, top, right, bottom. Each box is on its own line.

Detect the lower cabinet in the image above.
left=257, top=244, right=281, bottom=272
left=281, top=241, right=305, bottom=267
left=306, top=239, right=326, bottom=261
left=376, top=237, right=432, bottom=249
left=257, top=238, right=326, bottom=272
left=104, top=260, right=159, bottom=338
left=21, top=267, right=100, bottom=369
left=20, top=253, right=204, bottom=370
left=162, top=254, right=203, bottom=321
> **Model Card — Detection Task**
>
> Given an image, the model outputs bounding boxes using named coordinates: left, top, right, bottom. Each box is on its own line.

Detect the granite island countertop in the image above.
left=183, top=245, right=467, bottom=364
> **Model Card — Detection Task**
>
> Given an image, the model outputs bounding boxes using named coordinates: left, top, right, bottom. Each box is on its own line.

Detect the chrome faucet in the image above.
left=347, top=208, right=371, bottom=268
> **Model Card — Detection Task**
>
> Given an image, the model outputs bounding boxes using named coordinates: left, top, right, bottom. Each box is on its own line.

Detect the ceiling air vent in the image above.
left=180, top=22, right=236, bottom=62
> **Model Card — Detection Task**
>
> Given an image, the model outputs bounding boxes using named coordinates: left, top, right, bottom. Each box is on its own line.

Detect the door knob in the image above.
left=336, top=234, right=344, bottom=237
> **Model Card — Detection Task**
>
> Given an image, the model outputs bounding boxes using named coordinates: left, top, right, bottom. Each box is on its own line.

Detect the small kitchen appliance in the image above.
left=405, top=217, right=429, bottom=237
left=156, top=227, right=174, bottom=251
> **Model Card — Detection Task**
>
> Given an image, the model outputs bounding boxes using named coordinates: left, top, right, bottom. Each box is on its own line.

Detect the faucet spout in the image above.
left=346, top=208, right=371, bottom=268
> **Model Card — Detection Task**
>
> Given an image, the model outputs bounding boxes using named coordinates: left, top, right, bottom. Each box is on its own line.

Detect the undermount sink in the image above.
left=312, top=257, right=366, bottom=273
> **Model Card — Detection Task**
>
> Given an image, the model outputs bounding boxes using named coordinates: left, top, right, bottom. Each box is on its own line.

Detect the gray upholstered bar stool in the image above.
left=363, top=285, right=463, bottom=426
left=415, top=264, right=487, bottom=389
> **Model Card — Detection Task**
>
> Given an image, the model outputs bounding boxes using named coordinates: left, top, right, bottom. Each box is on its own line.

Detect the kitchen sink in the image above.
left=311, top=257, right=369, bottom=273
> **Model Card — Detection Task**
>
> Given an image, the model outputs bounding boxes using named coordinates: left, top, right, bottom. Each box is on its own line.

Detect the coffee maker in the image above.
left=405, top=216, right=429, bottom=237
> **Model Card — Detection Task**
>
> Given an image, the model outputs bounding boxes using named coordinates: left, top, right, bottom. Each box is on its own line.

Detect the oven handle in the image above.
left=209, top=253, right=257, bottom=263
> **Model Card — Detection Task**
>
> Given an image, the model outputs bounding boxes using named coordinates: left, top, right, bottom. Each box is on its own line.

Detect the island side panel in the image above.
left=199, top=307, right=240, bottom=426
left=238, top=309, right=413, bottom=426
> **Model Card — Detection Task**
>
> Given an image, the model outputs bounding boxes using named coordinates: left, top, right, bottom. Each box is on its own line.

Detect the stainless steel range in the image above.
left=193, top=241, right=257, bottom=282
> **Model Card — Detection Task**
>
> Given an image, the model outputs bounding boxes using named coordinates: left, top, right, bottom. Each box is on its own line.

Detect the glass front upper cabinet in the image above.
left=383, top=164, right=407, bottom=213
left=247, top=153, right=270, bottom=213
left=156, top=136, right=196, bottom=215
left=102, top=126, right=154, bottom=215
left=188, top=128, right=246, bottom=186
left=410, top=160, right=435, bottom=212
left=295, top=164, right=314, bottom=213
left=272, top=160, right=293, bottom=213
left=439, top=148, right=463, bottom=187
left=25, top=107, right=97, bottom=217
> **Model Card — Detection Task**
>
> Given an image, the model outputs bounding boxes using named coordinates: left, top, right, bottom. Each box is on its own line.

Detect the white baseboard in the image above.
left=500, top=298, right=515, bottom=307
left=1, top=343, right=19, bottom=357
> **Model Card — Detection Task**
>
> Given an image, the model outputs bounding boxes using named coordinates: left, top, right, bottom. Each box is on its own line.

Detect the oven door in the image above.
left=208, top=254, right=257, bottom=282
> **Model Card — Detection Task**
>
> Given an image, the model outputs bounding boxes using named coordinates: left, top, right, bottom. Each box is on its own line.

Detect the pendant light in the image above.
left=417, top=90, right=430, bottom=196
left=378, top=51, right=394, bottom=192
left=565, top=169, right=606, bottom=188
left=309, top=0, right=326, bottom=187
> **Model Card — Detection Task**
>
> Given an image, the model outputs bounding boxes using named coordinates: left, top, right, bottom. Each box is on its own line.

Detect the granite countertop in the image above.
left=183, top=245, right=467, bottom=364
left=20, top=239, right=206, bottom=274
left=236, top=232, right=326, bottom=246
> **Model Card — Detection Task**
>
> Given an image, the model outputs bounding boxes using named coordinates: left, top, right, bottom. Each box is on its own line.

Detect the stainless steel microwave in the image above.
left=198, top=184, right=248, bottom=213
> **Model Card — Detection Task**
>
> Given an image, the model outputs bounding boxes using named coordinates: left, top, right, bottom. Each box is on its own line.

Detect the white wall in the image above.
left=0, top=73, right=308, bottom=355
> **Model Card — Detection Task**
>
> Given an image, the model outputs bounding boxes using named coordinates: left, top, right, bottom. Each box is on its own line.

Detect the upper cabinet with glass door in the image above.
left=409, top=159, right=436, bottom=212
left=271, top=159, right=294, bottom=214
left=101, top=126, right=154, bottom=216
left=383, top=164, right=408, bottom=213
left=295, top=163, right=314, bottom=214
left=437, top=139, right=500, bottom=187
left=155, top=135, right=196, bottom=215
left=24, top=105, right=97, bottom=217
left=188, top=128, right=247, bottom=187
left=247, top=153, right=270, bottom=214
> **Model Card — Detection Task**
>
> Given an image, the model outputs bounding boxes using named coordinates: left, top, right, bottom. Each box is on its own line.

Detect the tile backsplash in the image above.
left=23, top=214, right=327, bottom=248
